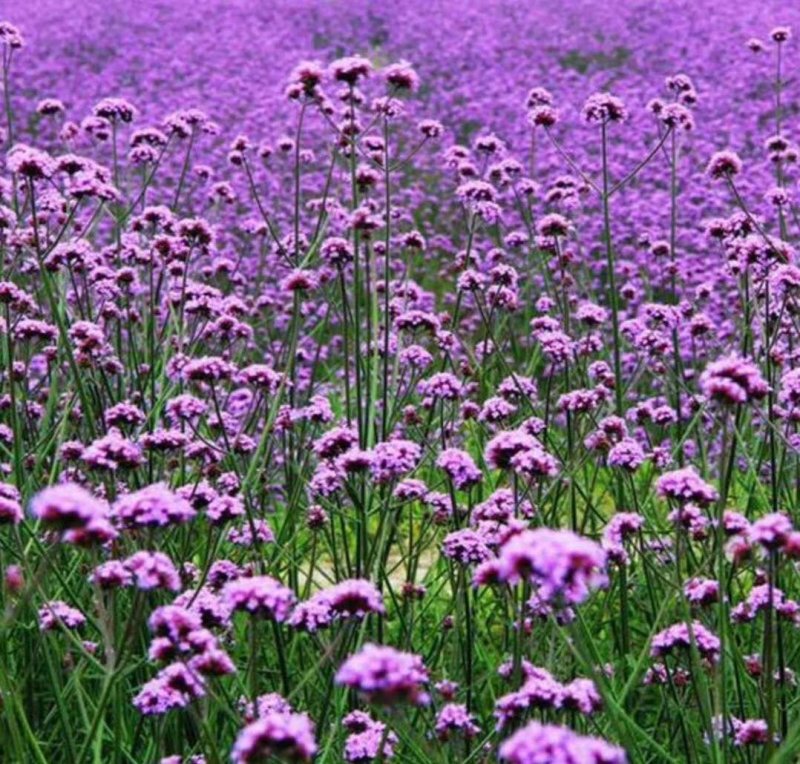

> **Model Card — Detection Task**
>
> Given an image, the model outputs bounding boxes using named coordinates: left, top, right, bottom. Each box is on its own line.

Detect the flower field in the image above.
left=2, top=1, right=800, bottom=761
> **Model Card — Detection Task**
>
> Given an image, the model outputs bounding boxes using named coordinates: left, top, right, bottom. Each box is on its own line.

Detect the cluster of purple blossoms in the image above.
left=336, top=644, right=429, bottom=705
left=223, top=576, right=296, bottom=621
left=651, top=621, right=721, bottom=662
left=706, top=150, right=743, bottom=179
left=112, top=483, right=196, bottom=528
left=0, top=483, right=23, bottom=525
left=442, top=528, right=493, bottom=565
left=656, top=467, right=719, bottom=506
left=731, top=584, right=800, bottom=623
left=342, top=711, right=398, bottom=762
left=492, top=528, right=607, bottom=606
left=124, top=551, right=182, bottom=591
left=607, top=438, right=647, bottom=471
left=494, top=666, right=602, bottom=729
left=369, top=439, right=421, bottom=483
left=684, top=577, right=721, bottom=606
left=436, top=448, right=483, bottom=489
left=38, top=600, right=86, bottom=631
left=699, top=355, right=769, bottom=405
left=582, top=92, right=628, bottom=124
left=435, top=703, right=480, bottom=740
left=133, top=663, right=206, bottom=716
left=602, top=512, right=644, bottom=565
left=498, top=721, right=626, bottom=763
left=31, top=483, right=116, bottom=545
left=232, top=706, right=317, bottom=763
left=485, top=429, right=558, bottom=478
left=290, top=579, right=384, bottom=632
left=134, top=602, right=235, bottom=717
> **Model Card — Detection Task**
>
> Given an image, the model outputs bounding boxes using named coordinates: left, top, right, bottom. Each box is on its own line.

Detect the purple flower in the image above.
left=369, top=439, right=421, bottom=484
left=31, top=483, right=108, bottom=529
left=0, top=483, right=22, bottom=525
left=706, top=150, right=742, bottom=179
left=182, top=356, right=237, bottom=383
left=700, top=355, right=768, bottom=405
left=495, top=669, right=564, bottom=729
left=206, top=494, right=245, bottom=525
left=651, top=621, right=721, bottom=662
left=90, top=560, right=133, bottom=589
left=112, top=483, right=196, bottom=529
left=494, top=529, right=607, bottom=606
left=124, top=551, right=181, bottom=591
left=330, top=55, right=372, bottom=84
left=485, top=429, right=540, bottom=470
left=321, top=579, right=385, bottom=619
left=223, top=576, right=296, bottom=621
left=436, top=448, right=482, bottom=489
left=383, top=60, right=419, bottom=91
left=684, top=578, right=720, bottom=606
left=561, top=678, right=603, bottom=715
left=7, top=144, right=55, bottom=179
left=133, top=663, right=206, bottom=716
left=498, top=721, right=626, bottom=763
left=39, top=600, right=86, bottom=631
left=82, top=429, right=143, bottom=471
left=442, top=529, right=493, bottom=565
left=749, top=513, right=793, bottom=549
left=602, top=513, right=644, bottom=564
left=607, top=438, right=647, bottom=471
left=232, top=710, right=317, bottom=763
left=228, top=520, right=275, bottom=547
left=336, top=644, right=429, bottom=705
left=656, top=467, right=718, bottom=506
left=582, top=92, right=627, bottom=124
left=342, top=711, right=398, bottom=762
left=734, top=719, right=770, bottom=746
left=435, top=703, right=480, bottom=740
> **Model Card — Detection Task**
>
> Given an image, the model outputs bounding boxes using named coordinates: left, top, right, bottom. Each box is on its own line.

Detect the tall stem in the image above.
left=600, top=122, right=623, bottom=417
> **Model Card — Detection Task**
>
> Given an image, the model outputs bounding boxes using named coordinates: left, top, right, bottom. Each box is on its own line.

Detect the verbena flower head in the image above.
left=383, top=60, right=419, bottom=91
left=39, top=600, right=86, bottom=631
left=651, top=621, right=721, bottom=662
left=494, top=528, right=607, bottom=606
left=771, top=26, right=792, bottom=43
left=436, top=448, right=482, bottom=489
left=330, top=55, right=372, bottom=85
left=31, top=483, right=110, bottom=530
left=0, top=483, right=23, bottom=525
left=657, top=467, right=718, bottom=506
left=342, top=711, right=397, bottom=762
left=124, top=551, right=181, bottom=591
left=0, top=21, right=24, bottom=49
left=7, top=144, right=55, bottom=179
left=369, top=439, right=421, bottom=483
left=336, top=644, right=429, bottom=705
left=112, top=483, right=196, bottom=529
left=223, top=576, right=296, bottom=621
left=442, top=528, right=493, bottom=565
left=582, top=92, right=627, bottom=124
left=323, top=578, right=381, bottom=614
left=133, top=662, right=206, bottom=716
left=700, top=355, right=768, bottom=405
left=435, top=703, right=480, bottom=740
left=749, top=513, right=793, bottom=550
left=498, top=721, right=626, bottom=763
left=706, top=150, right=742, bottom=180
left=232, top=709, right=317, bottom=763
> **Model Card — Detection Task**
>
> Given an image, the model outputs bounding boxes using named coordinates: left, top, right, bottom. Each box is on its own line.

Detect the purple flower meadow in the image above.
left=2, top=1, right=800, bottom=759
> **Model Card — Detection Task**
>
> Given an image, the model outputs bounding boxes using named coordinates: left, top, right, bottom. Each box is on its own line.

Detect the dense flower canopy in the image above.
left=1, top=0, right=800, bottom=761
